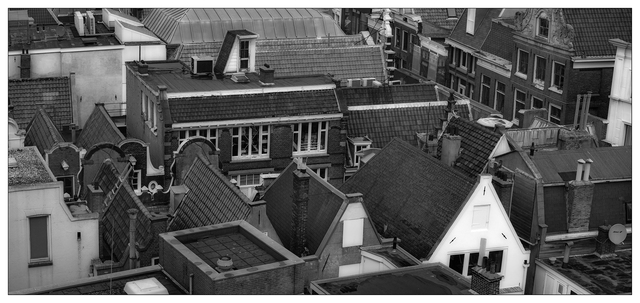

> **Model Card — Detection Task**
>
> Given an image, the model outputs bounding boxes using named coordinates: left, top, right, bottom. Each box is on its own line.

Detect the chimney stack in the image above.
left=291, top=165, right=310, bottom=257
left=128, top=208, right=139, bottom=270
left=259, top=66, right=275, bottom=86
left=440, top=133, right=462, bottom=167
left=565, top=160, right=594, bottom=233
left=575, top=159, right=585, bottom=181
left=470, top=266, right=503, bottom=295
left=595, top=225, right=619, bottom=258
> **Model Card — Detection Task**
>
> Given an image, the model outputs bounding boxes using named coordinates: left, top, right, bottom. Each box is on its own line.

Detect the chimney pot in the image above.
left=575, top=159, right=585, bottom=181
left=583, top=159, right=593, bottom=181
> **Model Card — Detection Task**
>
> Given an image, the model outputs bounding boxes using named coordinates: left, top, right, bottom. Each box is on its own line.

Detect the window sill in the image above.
left=533, top=81, right=545, bottom=90
left=145, top=121, right=158, bottom=136
left=292, top=152, right=328, bottom=158
left=230, top=157, right=271, bottom=163
left=515, top=72, right=527, bottom=80
left=548, top=86, right=563, bottom=95
left=29, top=260, right=53, bottom=268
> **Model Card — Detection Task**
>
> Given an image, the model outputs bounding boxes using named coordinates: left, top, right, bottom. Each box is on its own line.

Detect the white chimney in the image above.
left=583, top=159, right=593, bottom=181
left=575, top=159, right=585, bottom=181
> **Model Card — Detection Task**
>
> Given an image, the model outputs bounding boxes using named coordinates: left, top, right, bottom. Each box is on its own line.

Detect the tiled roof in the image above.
left=480, top=20, right=515, bottom=61
left=8, top=147, right=56, bottom=186
left=337, top=83, right=440, bottom=107
left=340, top=138, right=475, bottom=260
left=8, top=77, right=73, bottom=130
left=448, top=9, right=504, bottom=50
left=510, top=169, right=537, bottom=240
left=76, top=104, right=125, bottom=148
left=24, top=108, right=65, bottom=155
left=167, top=89, right=339, bottom=123
left=263, top=162, right=346, bottom=254
left=97, top=160, right=156, bottom=263
left=563, top=9, right=632, bottom=57
left=347, top=102, right=471, bottom=149
left=414, top=8, right=465, bottom=37
left=168, top=154, right=252, bottom=232
left=436, top=116, right=503, bottom=178
left=9, top=8, right=59, bottom=25
left=255, top=45, right=386, bottom=81
left=531, top=146, right=632, bottom=183
left=143, top=8, right=344, bottom=44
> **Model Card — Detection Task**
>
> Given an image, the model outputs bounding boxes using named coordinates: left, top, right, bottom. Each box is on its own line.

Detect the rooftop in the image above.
left=8, top=77, right=73, bottom=130
left=24, top=108, right=65, bottom=156
left=9, top=8, right=59, bottom=25
left=8, top=22, right=120, bottom=52
left=539, top=249, right=632, bottom=295
left=563, top=8, right=632, bottom=58
left=75, top=104, right=125, bottom=148
left=8, top=147, right=56, bottom=187
left=311, top=263, right=473, bottom=295
left=361, top=244, right=422, bottom=268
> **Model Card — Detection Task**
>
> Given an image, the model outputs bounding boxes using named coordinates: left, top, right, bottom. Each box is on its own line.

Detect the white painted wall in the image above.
left=605, top=41, right=632, bottom=146
left=8, top=182, right=99, bottom=292
left=533, top=261, right=589, bottom=294
left=8, top=119, right=25, bottom=148
left=427, top=175, right=530, bottom=290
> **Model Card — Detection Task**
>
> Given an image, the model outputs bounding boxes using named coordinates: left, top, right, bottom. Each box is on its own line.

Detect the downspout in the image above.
left=128, top=209, right=139, bottom=270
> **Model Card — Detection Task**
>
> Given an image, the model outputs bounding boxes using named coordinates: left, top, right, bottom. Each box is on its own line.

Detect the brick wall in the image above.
left=589, top=182, right=631, bottom=229
left=594, top=225, right=617, bottom=257
left=270, top=124, right=293, bottom=160
left=565, top=180, right=594, bottom=233
left=567, top=67, right=614, bottom=120
left=138, top=217, right=167, bottom=267
left=470, top=266, right=502, bottom=295
left=47, top=147, right=81, bottom=179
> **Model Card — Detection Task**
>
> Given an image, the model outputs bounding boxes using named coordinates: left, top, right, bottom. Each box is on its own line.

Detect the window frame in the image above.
left=466, top=9, right=476, bottom=35
left=457, top=78, right=467, bottom=96
left=177, top=128, right=218, bottom=148
left=28, top=215, right=51, bottom=265
left=57, top=175, right=75, bottom=198
left=549, top=103, right=562, bottom=124
left=516, top=49, right=529, bottom=78
left=129, top=169, right=142, bottom=192
left=514, top=89, right=527, bottom=121
left=460, top=51, right=468, bottom=70
left=480, top=75, right=491, bottom=106
left=239, top=40, right=250, bottom=71
left=292, top=121, right=329, bottom=156
left=342, top=218, right=364, bottom=247
left=402, top=30, right=409, bottom=51
left=447, top=8, right=457, bottom=19
left=533, top=55, right=547, bottom=87
left=395, top=27, right=401, bottom=48
left=551, top=61, right=565, bottom=93
left=532, top=96, right=544, bottom=109
left=537, top=13, right=549, bottom=38
left=232, top=125, right=270, bottom=160
left=471, top=205, right=490, bottom=230
left=494, top=81, right=506, bottom=112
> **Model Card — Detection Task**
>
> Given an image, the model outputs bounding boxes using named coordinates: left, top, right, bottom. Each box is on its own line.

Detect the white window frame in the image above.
left=342, top=218, right=364, bottom=247
left=447, top=8, right=457, bottom=19
left=448, top=251, right=480, bottom=276
left=466, top=9, right=476, bottom=35
left=549, top=103, right=562, bottom=124
left=235, top=174, right=263, bottom=187
left=533, top=55, right=546, bottom=87
left=239, top=39, right=250, bottom=71
left=551, top=61, right=565, bottom=93
left=450, top=75, right=456, bottom=90
left=494, top=81, right=506, bottom=112
left=28, top=215, right=51, bottom=264
left=480, top=75, right=491, bottom=106
left=292, top=121, right=328, bottom=155
left=471, top=205, right=490, bottom=230
left=537, top=13, right=549, bottom=38
left=141, top=91, right=148, bottom=120
left=514, top=89, right=527, bottom=121
left=129, top=169, right=142, bottom=193
left=624, top=123, right=632, bottom=146
left=57, top=175, right=75, bottom=198
left=312, top=167, right=328, bottom=181
left=457, top=78, right=467, bottom=96
left=516, top=49, right=529, bottom=79
left=532, top=96, right=544, bottom=109
left=178, top=128, right=218, bottom=148
left=232, top=125, right=270, bottom=160
left=460, top=51, right=468, bottom=70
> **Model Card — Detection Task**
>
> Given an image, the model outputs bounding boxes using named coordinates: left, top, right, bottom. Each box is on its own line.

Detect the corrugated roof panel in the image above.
left=273, top=18, right=287, bottom=38
left=252, top=20, right=266, bottom=39
left=186, top=10, right=204, bottom=43
left=226, top=9, right=243, bottom=30
left=303, top=18, right=317, bottom=38
left=313, top=17, right=327, bottom=38
left=283, top=19, right=296, bottom=38
left=177, top=21, right=193, bottom=43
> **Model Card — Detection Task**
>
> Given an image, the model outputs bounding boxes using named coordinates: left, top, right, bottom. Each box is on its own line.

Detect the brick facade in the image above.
left=565, top=180, right=594, bottom=233
left=470, top=266, right=503, bottom=295
left=594, top=225, right=617, bottom=257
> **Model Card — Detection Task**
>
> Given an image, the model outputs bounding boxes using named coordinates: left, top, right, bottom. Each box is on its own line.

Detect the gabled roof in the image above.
left=255, top=45, right=386, bottom=81
left=168, top=154, right=252, bottom=232
left=531, top=146, right=632, bottom=184
left=263, top=161, right=347, bottom=254
left=479, top=20, right=515, bottom=61
left=118, top=20, right=158, bottom=38
left=347, top=102, right=471, bottom=149
left=213, top=30, right=258, bottom=77
left=167, top=89, right=339, bottom=123
left=24, top=108, right=65, bottom=155
left=76, top=104, right=125, bottom=148
left=96, top=160, right=157, bottom=263
left=337, top=83, right=440, bottom=107
left=563, top=8, right=632, bottom=57
left=9, top=8, right=59, bottom=25
left=143, top=8, right=344, bottom=44
left=436, top=116, right=504, bottom=178
left=339, top=138, right=476, bottom=260
left=8, top=77, right=73, bottom=130
left=448, top=9, right=505, bottom=50
left=414, top=8, right=465, bottom=37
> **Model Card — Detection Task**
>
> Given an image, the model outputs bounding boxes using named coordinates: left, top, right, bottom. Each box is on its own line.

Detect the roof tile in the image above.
left=9, top=77, right=73, bottom=130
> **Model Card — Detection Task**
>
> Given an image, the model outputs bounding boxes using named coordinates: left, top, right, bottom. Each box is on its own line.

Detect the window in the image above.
left=292, top=121, right=328, bottom=154
left=343, top=218, right=364, bottom=247
left=402, top=30, right=409, bottom=51
left=624, top=124, right=632, bottom=146
left=458, top=78, right=467, bottom=95
left=494, top=81, right=506, bottom=112
left=57, top=176, right=74, bottom=198
left=151, top=257, right=160, bottom=266
left=129, top=169, right=141, bottom=192
left=141, top=92, right=148, bottom=120
left=468, top=83, right=475, bottom=99
left=450, top=75, right=457, bottom=90
left=472, top=205, right=490, bottom=230
left=537, top=14, right=549, bottom=38
left=488, top=250, right=504, bottom=273
left=534, top=56, right=547, bottom=86
left=532, top=96, right=544, bottom=109
left=232, top=125, right=269, bottom=159
left=459, top=51, right=468, bottom=69
left=178, top=128, right=218, bottom=148
left=449, top=252, right=481, bottom=276
left=514, top=89, right=527, bottom=121
left=239, top=40, right=250, bottom=70
left=447, top=8, right=457, bottom=18
left=549, top=104, right=562, bottom=124
left=395, top=27, right=401, bottom=48
left=143, top=95, right=156, bottom=130
left=468, top=56, right=475, bottom=74
left=551, top=62, right=565, bottom=92
left=313, top=167, right=328, bottom=181
left=625, top=202, right=631, bottom=223
left=411, top=34, right=419, bottom=45
left=466, top=9, right=476, bottom=35
left=480, top=75, right=491, bottom=106
left=449, top=254, right=465, bottom=274
left=236, top=174, right=262, bottom=187
left=29, top=216, right=50, bottom=263
left=467, top=252, right=480, bottom=276
left=516, top=49, right=529, bottom=77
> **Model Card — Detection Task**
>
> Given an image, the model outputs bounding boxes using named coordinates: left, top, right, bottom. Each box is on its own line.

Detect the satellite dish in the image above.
left=608, top=224, right=627, bottom=245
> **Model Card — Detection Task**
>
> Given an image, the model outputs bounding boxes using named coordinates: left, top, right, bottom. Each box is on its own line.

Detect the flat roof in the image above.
left=8, top=147, right=56, bottom=186
left=128, top=61, right=334, bottom=95
left=9, top=23, right=120, bottom=51
left=539, top=250, right=632, bottom=294
left=311, top=263, right=473, bottom=295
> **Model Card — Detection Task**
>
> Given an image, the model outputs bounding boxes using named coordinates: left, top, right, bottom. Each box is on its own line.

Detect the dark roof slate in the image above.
left=448, top=9, right=503, bottom=50
left=8, top=23, right=119, bottom=51
left=479, top=20, right=515, bottom=61
left=436, top=116, right=503, bottom=178
left=8, top=77, right=73, bottom=130
left=167, top=89, right=339, bottom=123
left=76, top=104, right=125, bottom=148
left=263, top=162, right=346, bottom=254
left=337, top=83, right=440, bottom=107
left=348, top=103, right=470, bottom=149
left=340, top=138, right=475, bottom=260
left=24, top=108, right=65, bottom=155
left=9, top=8, right=59, bottom=25
left=563, top=8, right=632, bottom=57
left=531, top=146, right=632, bottom=183
left=168, top=154, right=252, bottom=232
left=414, top=8, right=465, bottom=37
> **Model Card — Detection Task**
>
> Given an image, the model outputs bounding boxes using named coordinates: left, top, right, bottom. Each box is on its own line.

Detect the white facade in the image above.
left=8, top=118, right=25, bottom=149
left=426, top=174, right=530, bottom=292
left=604, top=39, right=632, bottom=146
left=8, top=149, right=99, bottom=292
left=533, top=260, right=590, bottom=294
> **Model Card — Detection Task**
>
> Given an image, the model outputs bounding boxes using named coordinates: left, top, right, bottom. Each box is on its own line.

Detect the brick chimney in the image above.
left=470, top=266, right=503, bottom=295
left=169, top=184, right=188, bottom=214
left=565, top=159, right=594, bottom=233
left=440, top=133, right=461, bottom=167
left=86, top=183, right=105, bottom=214
left=595, top=225, right=617, bottom=258
left=128, top=208, right=139, bottom=270
left=259, top=66, right=275, bottom=86
left=291, top=163, right=310, bottom=257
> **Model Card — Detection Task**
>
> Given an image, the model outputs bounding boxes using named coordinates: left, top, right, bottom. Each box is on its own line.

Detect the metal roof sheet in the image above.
left=531, top=147, right=632, bottom=183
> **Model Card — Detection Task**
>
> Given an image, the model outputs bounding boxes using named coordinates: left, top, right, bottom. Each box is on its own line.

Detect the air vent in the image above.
left=191, top=56, right=214, bottom=74
left=123, top=277, right=168, bottom=295
left=231, top=73, right=250, bottom=83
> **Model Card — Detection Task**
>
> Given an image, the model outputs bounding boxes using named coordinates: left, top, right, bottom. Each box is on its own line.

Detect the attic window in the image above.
left=537, top=13, right=549, bottom=38
left=466, top=9, right=476, bottom=35
left=239, top=40, right=250, bottom=71
left=471, top=205, right=490, bottom=230
left=447, top=9, right=457, bottom=18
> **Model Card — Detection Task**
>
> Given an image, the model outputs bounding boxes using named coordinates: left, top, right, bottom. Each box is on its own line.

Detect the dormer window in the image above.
left=537, top=13, right=549, bottom=38
left=466, top=9, right=476, bottom=35
left=447, top=8, right=457, bottom=19
left=347, top=136, right=372, bottom=169
left=239, top=40, right=250, bottom=71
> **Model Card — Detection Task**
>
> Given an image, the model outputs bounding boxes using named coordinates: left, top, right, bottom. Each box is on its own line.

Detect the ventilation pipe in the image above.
left=575, top=159, right=585, bottom=181
left=582, top=159, right=593, bottom=181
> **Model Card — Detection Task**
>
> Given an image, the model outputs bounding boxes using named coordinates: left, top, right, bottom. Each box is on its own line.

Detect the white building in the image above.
left=604, top=38, right=632, bottom=146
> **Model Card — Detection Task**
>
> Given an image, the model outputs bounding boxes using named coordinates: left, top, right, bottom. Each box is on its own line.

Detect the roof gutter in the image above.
left=571, top=57, right=615, bottom=69
left=172, top=113, right=343, bottom=130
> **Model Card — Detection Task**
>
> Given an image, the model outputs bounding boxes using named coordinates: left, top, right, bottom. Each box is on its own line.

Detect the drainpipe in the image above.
left=128, top=208, right=139, bottom=270
left=521, top=259, right=530, bottom=293
left=189, top=273, right=194, bottom=295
